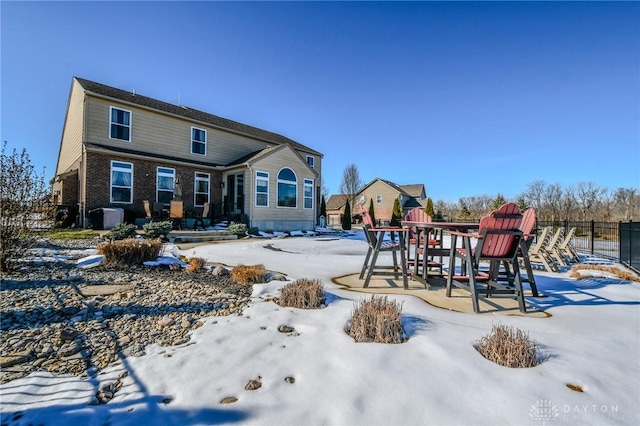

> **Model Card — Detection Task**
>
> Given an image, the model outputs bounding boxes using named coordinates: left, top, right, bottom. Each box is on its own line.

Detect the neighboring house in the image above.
left=327, top=178, right=427, bottom=226
left=52, top=77, right=323, bottom=231
left=325, top=194, right=348, bottom=226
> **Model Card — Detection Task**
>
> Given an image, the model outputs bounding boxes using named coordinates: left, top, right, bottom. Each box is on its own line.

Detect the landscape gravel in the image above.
left=0, top=238, right=253, bottom=384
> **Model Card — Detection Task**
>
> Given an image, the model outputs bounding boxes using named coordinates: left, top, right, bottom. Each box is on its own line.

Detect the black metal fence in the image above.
left=538, top=220, right=640, bottom=273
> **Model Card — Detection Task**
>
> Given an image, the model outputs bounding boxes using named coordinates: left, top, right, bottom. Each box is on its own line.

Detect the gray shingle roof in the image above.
left=75, top=77, right=321, bottom=156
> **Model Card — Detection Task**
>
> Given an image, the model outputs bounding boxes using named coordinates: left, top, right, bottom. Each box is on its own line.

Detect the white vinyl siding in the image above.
left=304, top=179, right=313, bottom=209
left=110, top=161, right=133, bottom=203
left=255, top=171, right=269, bottom=207
left=194, top=172, right=210, bottom=206
left=191, top=127, right=207, bottom=155
left=157, top=167, right=175, bottom=204
left=109, top=106, right=131, bottom=141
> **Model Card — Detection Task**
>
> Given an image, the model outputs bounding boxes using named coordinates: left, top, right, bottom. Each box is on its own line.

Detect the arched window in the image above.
left=277, top=168, right=297, bottom=208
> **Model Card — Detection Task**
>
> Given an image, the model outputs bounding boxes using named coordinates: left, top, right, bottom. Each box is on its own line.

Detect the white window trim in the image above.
left=110, top=161, right=133, bottom=204
left=156, top=167, right=175, bottom=204
left=303, top=178, right=314, bottom=210
left=277, top=167, right=297, bottom=209
left=194, top=172, right=210, bottom=207
left=306, top=155, right=315, bottom=169
left=109, top=106, right=132, bottom=142
left=376, top=195, right=383, bottom=204
left=191, top=126, right=207, bottom=156
left=255, top=171, right=269, bottom=208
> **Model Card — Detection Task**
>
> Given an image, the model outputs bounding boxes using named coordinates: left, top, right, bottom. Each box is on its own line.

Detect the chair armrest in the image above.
left=447, top=230, right=480, bottom=238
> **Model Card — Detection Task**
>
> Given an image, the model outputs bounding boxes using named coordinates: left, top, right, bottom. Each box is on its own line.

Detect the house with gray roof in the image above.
left=53, top=77, right=322, bottom=231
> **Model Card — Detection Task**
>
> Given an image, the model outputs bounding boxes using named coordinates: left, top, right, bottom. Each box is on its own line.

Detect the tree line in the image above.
left=336, top=163, right=638, bottom=223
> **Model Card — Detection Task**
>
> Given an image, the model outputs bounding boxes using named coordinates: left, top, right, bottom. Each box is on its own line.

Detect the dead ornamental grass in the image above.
left=97, top=238, right=163, bottom=265
left=475, top=323, right=544, bottom=368
left=570, top=264, right=640, bottom=282
left=186, top=257, right=206, bottom=273
left=231, top=264, right=267, bottom=285
left=347, top=296, right=405, bottom=344
left=277, top=278, right=325, bottom=309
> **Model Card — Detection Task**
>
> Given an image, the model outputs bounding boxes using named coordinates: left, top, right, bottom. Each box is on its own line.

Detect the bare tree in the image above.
left=575, top=182, right=603, bottom=220
left=524, top=180, right=546, bottom=213
left=560, top=185, right=577, bottom=221
left=339, top=163, right=363, bottom=210
left=459, top=195, right=492, bottom=219
left=542, top=183, right=563, bottom=221
left=1, top=142, right=53, bottom=272
left=614, top=187, right=638, bottom=221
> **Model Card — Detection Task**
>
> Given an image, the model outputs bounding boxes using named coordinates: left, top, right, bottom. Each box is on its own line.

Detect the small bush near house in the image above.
left=229, top=222, right=248, bottom=236
left=347, top=296, right=404, bottom=344
left=186, top=257, right=206, bottom=273
left=143, top=220, right=173, bottom=239
left=475, top=323, right=543, bottom=368
left=247, top=227, right=259, bottom=236
left=105, top=223, right=137, bottom=241
left=231, top=264, right=267, bottom=285
left=97, top=238, right=162, bottom=265
left=277, top=278, right=325, bottom=309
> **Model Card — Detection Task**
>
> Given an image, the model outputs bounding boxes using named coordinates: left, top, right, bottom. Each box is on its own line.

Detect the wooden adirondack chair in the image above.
left=558, top=227, right=580, bottom=264
left=193, top=202, right=210, bottom=230
left=527, top=226, right=559, bottom=272
left=503, top=208, right=540, bottom=297
left=546, top=227, right=569, bottom=266
left=446, top=203, right=526, bottom=313
left=170, top=200, right=184, bottom=230
left=359, top=210, right=408, bottom=289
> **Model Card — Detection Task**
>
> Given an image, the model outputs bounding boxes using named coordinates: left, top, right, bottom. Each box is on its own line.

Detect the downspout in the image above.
left=80, top=94, right=88, bottom=228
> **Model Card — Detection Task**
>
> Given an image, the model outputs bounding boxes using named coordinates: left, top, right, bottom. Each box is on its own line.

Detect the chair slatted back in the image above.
left=143, top=200, right=152, bottom=219
left=170, top=200, right=184, bottom=219
left=477, top=203, right=523, bottom=259
left=403, top=208, right=432, bottom=240
left=520, top=208, right=536, bottom=241
left=360, top=210, right=378, bottom=247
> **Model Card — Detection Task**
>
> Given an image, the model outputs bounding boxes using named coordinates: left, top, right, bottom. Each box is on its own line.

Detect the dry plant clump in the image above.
left=186, top=257, right=206, bottom=273
left=347, top=296, right=404, bottom=344
left=97, top=238, right=163, bottom=265
left=277, top=278, right=325, bottom=309
left=475, top=323, right=543, bottom=368
left=231, top=264, right=267, bottom=285
left=569, top=264, right=640, bottom=282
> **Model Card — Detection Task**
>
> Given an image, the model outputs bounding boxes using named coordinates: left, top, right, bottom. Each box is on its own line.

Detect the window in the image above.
left=306, top=155, right=315, bottom=169
left=277, top=168, right=297, bottom=208
left=110, top=107, right=131, bottom=141
left=110, top=161, right=133, bottom=203
left=255, top=171, right=269, bottom=207
left=194, top=172, right=210, bottom=206
left=157, top=167, right=175, bottom=204
left=304, top=179, right=313, bottom=209
left=191, top=127, right=207, bottom=155
left=376, top=195, right=383, bottom=204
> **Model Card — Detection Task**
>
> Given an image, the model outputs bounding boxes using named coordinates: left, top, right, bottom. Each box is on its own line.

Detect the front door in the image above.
left=226, top=173, right=244, bottom=215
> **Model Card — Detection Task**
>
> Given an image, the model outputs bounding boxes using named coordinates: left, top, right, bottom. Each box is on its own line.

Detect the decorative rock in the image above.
left=157, top=316, right=175, bottom=328
left=266, top=272, right=288, bottom=282
left=58, top=340, right=83, bottom=357
left=0, top=351, right=32, bottom=368
left=60, top=328, right=80, bottom=341
left=245, top=378, right=262, bottom=390
left=220, top=396, right=238, bottom=404
left=278, top=325, right=295, bottom=333
left=284, top=377, right=295, bottom=384
left=212, top=266, right=230, bottom=276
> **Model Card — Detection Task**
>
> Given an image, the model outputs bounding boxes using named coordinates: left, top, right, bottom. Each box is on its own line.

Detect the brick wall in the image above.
left=85, top=152, right=222, bottom=218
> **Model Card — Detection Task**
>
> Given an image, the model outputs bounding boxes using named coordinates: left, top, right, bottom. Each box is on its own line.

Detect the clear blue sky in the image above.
left=2, top=1, right=639, bottom=202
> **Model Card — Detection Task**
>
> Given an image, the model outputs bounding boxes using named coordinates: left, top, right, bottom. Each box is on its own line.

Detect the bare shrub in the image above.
left=347, top=296, right=404, bottom=344
left=277, top=278, right=324, bottom=309
left=475, top=323, right=543, bottom=368
left=186, top=257, right=205, bottom=273
left=231, top=264, right=267, bottom=285
left=0, top=142, right=54, bottom=272
left=97, top=238, right=162, bottom=265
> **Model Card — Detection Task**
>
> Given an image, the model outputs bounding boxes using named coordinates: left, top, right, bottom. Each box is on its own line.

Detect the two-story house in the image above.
left=52, top=77, right=323, bottom=231
left=326, top=178, right=426, bottom=226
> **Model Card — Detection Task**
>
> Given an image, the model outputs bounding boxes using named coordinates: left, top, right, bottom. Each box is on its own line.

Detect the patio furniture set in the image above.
left=359, top=203, right=580, bottom=314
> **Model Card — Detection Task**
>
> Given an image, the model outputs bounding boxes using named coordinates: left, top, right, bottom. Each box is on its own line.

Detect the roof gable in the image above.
left=74, top=77, right=321, bottom=156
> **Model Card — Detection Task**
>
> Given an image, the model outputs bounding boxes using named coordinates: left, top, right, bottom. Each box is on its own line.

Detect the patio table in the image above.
left=401, top=221, right=479, bottom=286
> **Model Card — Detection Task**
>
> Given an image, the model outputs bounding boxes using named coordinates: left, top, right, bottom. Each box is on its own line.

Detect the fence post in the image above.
left=590, top=220, right=595, bottom=255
